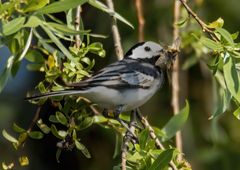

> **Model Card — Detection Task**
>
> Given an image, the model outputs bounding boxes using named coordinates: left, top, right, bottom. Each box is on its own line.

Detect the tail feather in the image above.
left=25, top=89, right=83, bottom=101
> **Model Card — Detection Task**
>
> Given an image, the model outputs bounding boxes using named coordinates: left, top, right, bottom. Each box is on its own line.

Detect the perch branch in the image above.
left=178, top=0, right=219, bottom=41
left=136, top=109, right=178, bottom=170
left=106, top=0, right=124, bottom=60
left=121, top=112, right=136, bottom=170
left=75, top=5, right=82, bottom=48
left=134, top=0, right=145, bottom=41
left=172, top=0, right=183, bottom=161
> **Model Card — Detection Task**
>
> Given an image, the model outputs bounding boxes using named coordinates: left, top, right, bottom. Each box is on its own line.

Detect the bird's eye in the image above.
left=144, top=46, right=151, bottom=51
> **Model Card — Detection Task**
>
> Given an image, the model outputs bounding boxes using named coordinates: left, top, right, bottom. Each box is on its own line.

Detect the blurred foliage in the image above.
left=1, top=0, right=240, bottom=170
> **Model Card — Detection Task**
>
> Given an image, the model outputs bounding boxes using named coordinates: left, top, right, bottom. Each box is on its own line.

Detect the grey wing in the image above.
left=66, top=60, right=154, bottom=89
left=120, top=71, right=155, bottom=88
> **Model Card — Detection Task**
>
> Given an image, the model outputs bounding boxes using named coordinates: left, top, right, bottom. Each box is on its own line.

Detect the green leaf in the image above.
left=223, top=56, right=240, bottom=102
left=77, top=117, right=93, bottom=130
left=200, top=37, right=223, bottom=51
left=75, top=140, right=91, bottom=158
left=210, top=85, right=231, bottom=119
left=28, top=131, right=44, bottom=139
left=41, top=25, right=76, bottom=63
left=208, top=18, right=224, bottom=28
left=37, top=0, right=87, bottom=14
left=139, top=129, right=149, bottom=149
left=56, top=148, right=62, bottom=163
left=24, top=16, right=42, bottom=28
left=56, top=111, right=68, bottom=125
left=25, top=50, right=45, bottom=63
left=88, top=0, right=134, bottom=29
left=0, top=55, right=14, bottom=92
left=51, top=124, right=64, bottom=139
left=46, top=22, right=90, bottom=35
left=148, top=149, right=175, bottom=170
left=233, top=107, right=240, bottom=120
left=2, top=17, right=26, bottom=36
left=12, top=123, right=25, bottom=133
left=49, top=115, right=59, bottom=123
left=2, top=129, right=18, bottom=143
left=23, top=0, right=49, bottom=12
left=216, top=27, right=234, bottom=45
left=162, top=101, right=189, bottom=141
left=37, top=119, right=51, bottom=134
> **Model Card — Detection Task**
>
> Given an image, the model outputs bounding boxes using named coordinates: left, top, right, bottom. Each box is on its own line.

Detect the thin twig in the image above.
left=75, top=5, right=82, bottom=48
left=106, top=0, right=124, bottom=60
left=27, top=106, right=41, bottom=133
left=134, top=0, right=145, bottom=41
left=121, top=112, right=136, bottom=170
left=136, top=109, right=178, bottom=170
left=178, top=0, right=219, bottom=41
left=172, top=0, right=183, bottom=161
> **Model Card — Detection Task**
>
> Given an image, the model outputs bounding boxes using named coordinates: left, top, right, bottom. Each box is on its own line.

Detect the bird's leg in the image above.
left=113, top=106, right=138, bottom=142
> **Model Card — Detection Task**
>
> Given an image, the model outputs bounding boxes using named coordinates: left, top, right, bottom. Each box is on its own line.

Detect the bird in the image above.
left=26, top=41, right=176, bottom=131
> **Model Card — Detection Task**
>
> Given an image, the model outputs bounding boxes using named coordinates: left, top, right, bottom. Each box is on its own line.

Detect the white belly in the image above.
left=80, top=78, right=162, bottom=111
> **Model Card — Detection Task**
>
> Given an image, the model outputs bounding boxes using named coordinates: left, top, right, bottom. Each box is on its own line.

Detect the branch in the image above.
left=134, top=0, right=145, bottom=41
left=106, top=0, right=124, bottom=60
left=121, top=112, right=136, bottom=170
left=27, top=106, right=41, bottom=133
left=172, top=0, right=183, bottom=161
left=75, top=5, right=82, bottom=48
left=136, top=109, right=178, bottom=170
left=178, top=0, right=219, bottom=41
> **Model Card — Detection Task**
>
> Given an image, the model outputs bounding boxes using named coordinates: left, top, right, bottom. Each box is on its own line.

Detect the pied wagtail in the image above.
left=26, top=41, right=176, bottom=132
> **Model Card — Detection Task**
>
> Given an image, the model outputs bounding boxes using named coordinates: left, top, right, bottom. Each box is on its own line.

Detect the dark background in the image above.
left=1, top=0, right=240, bottom=169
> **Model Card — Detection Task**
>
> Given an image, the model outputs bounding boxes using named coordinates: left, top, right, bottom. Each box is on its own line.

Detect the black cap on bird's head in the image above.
left=124, top=41, right=178, bottom=70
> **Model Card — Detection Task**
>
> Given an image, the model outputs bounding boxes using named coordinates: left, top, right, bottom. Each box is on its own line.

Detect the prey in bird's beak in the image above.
left=155, top=38, right=180, bottom=70
left=155, top=38, right=180, bottom=84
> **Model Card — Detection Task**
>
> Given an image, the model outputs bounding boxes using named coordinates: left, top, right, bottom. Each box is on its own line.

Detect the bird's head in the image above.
left=124, top=41, right=177, bottom=70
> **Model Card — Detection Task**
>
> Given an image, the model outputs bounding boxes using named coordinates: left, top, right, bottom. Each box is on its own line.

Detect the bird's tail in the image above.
left=25, top=89, right=84, bottom=101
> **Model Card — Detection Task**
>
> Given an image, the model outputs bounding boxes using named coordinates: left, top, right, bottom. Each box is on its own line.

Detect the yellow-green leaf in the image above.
left=2, top=129, right=18, bottom=143
left=18, top=156, right=29, bottom=166
left=2, top=17, right=26, bottom=36
left=208, top=18, right=224, bottom=28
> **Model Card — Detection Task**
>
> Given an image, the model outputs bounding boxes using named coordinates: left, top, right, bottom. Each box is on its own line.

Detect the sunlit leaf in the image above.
left=41, top=25, right=76, bottom=63
left=46, top=22, right=90, bottom=35
left=88, top=0, right=134, bottom=29
left=162, top=101, right=189, bottom=141
left=24, top=16, right=42, bottom=28
left=2, top=129, right=18, bottom=143
left=208, top=18, right=224, bottom=28
left=2, top=162, right=14, bottom=170
left=2, top=17, right=26, bottom=36
left=75, top=140, right=91, bottom=158
left=37, top=0, right=87, bottom=14
left=23, top=0, right=49, bottom=12
left=148, top=149, right=175, bottom=170
left=216, top=27, right=234, bottom=45
left=233, top=107, right=240, bottom=120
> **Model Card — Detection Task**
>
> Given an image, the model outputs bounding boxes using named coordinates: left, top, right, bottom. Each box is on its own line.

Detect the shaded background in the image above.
left=1, top=0, right=240, bottom=169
